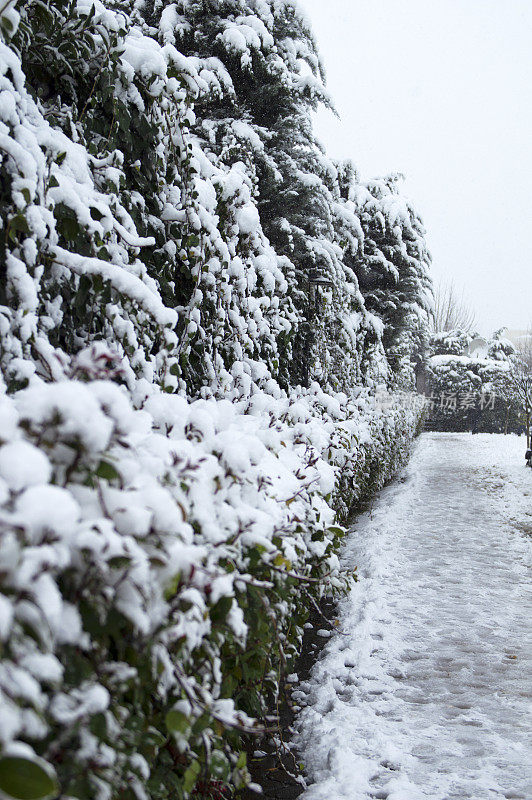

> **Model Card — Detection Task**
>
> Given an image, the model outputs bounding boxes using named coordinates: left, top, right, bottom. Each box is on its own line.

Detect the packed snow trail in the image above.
left=295, top=433, right=532, bottom=800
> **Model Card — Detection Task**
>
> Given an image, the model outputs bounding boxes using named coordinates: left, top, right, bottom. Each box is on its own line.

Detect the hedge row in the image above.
left=0, top=358, right=422, bottom=800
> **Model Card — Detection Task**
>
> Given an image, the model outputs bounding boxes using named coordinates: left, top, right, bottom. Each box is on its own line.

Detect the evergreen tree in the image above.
left=353, top=174, right=433, bottom=388
left=2, top=0, right=301, bottom=397
left=152, top=0, right=385, bottom=391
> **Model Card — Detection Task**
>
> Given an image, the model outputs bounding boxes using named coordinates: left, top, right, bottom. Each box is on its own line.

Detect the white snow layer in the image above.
left=295, top=433, right=532, bottom=800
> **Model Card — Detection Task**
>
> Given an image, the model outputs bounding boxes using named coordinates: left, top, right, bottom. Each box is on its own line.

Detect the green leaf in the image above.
left=210, top=751, right=230, bottom=780
left=91, top=274, right=104, bottom=293
left=0, top=756, right=59, bottom=800
left=89, top=712, right=107, bottom=739
left=165, top=709, right=189, bottom=735
left=327, top=526, right=345, bottom=537
left=96, top=460, right=120, bottom=481
left=90, top=207, right=104, bottom=221
left=190, top=712, right=211, bottom=735
left=273, top=553, right=291, bottom=569
left=182, top=760, right=201, bottom=795
left=1, top=15, right=14, bottom=33
left=210, top=595, right=232, bottom=624
left=107, top=555, right=131, bottom=569
left=145, top=726, right=167, bottom=747
left=163, top=572, right=181, bottom=600
left=10, top=214, right=30, bottom=234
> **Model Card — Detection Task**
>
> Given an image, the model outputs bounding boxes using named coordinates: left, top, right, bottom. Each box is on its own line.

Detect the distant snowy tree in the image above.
left=514, top=324, right=532, bottom=371
left=431, top=329, right=474, bottom=356
left=502, top=328, right=532, bottom=446
left=511, top=367, right=532, bottom=447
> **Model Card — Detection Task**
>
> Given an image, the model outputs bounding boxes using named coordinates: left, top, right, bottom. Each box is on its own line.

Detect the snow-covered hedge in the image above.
left=425, top=331, right=522, bottom=433
left=0, top=364, right=422, bottom=800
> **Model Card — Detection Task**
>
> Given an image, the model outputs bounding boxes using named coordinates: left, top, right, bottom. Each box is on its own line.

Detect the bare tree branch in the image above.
left=503, top=327, right=532, bottom=448
left=431, top=280, right=476, bottom=333
left=513, top=323, right=532, bottom=371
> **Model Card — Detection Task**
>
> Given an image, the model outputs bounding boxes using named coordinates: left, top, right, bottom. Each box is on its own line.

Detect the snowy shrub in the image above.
left=0, top=374, right=421, bottom=799
left=425, top=330, right=522, bottom=433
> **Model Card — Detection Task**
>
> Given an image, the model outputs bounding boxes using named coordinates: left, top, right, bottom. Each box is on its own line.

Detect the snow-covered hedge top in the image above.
left=0, top=349, right=422, bottom=798
left=427, top=330, right=517, bottom=388
left=429, top=354, right=510, bottom=370
left=426, top=330, right=522, bottom=432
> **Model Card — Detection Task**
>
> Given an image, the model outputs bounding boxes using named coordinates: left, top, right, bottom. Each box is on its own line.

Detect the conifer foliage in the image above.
left=0, top=1, right=432, bottom=798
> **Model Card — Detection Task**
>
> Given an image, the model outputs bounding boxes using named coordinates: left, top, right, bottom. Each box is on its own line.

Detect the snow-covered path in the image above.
left=295, top=433, right=532, bottom=800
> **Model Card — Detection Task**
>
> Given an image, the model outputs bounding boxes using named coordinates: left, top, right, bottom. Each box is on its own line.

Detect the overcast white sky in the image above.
left=300, top=0, right=532, bottom=335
